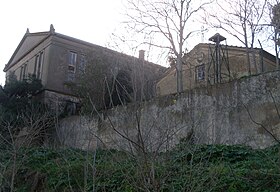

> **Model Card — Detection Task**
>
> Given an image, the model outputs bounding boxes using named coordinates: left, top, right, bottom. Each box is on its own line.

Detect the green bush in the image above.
left=1, top=143, right=279, bottom=191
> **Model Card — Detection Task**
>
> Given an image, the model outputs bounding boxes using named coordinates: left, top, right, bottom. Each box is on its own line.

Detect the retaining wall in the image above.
left=57, top=71, right=280, bottom=150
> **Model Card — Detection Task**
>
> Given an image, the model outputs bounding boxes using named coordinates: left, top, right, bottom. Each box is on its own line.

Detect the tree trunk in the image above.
left=176, top=57, right=183, bottom=93
left=275, top=26, right=279, bottom=69
left=177, top=1, right=184, bottom=94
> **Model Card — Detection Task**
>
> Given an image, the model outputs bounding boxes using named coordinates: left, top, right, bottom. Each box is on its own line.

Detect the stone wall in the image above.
left=57, top=71, right=280, bottom=150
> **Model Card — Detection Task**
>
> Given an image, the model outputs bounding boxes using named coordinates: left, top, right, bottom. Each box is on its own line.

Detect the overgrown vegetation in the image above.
left=0, top=74, right=42, bottom=118
left=1, top=143, right=279, bottom=191
left=0, top=75, right=55, bottom=147
left=0, top=76, right=57, bottom=191
left=66, top=55, right=133, bottom=113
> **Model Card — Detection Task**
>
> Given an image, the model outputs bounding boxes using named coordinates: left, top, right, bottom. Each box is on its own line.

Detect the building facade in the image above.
left=157, top=37, right=277, bottom=96
left=3, top=25, right=166, bottom=109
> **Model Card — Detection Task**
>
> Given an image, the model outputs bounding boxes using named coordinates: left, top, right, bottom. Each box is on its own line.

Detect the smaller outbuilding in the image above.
left=156, top=34, right=277, bottom=96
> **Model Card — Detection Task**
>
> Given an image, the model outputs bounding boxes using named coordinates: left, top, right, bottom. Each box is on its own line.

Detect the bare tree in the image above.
left=58, top=57, right=195, bottom=191
left=205, top=0, right=268, bottom=75
left=0, top=103, right=55, bottom=191
left=269, top=0, right=280, bottom=67
left=123, top=0, right=212, bottom=93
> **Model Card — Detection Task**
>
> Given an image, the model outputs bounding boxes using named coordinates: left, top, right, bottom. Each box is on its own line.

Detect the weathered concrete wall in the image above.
left=156, top=43, right=277, bottom=96
left=57, top=71, right=280, bottom=150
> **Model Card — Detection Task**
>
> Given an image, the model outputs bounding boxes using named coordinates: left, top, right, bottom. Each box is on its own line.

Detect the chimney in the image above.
left=139, top=50, right=145, bottom=60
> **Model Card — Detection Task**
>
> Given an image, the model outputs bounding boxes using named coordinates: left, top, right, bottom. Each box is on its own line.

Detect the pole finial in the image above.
left=50, top=24, right=55, bottom=34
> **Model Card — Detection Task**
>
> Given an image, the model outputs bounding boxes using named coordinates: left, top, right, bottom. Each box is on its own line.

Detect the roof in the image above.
left=4, top=25, right=165, bottom=72
left=208, top=33, right=226, bottom=43
left=193, top=43, right=274, bottom=55
left=188, top=43, right=277, bottom=63
left=4, top=30, right=51, bottom=72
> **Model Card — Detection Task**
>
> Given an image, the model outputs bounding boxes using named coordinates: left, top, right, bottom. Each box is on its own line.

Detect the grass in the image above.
left=0, top=143, right=279, bottom=191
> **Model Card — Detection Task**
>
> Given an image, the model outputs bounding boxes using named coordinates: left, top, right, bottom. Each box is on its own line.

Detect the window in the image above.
left=67, top=65, right=75, bottom=81
left=196, top=64, right=205, bottom=81
left=34, top=51, right=44, bottom=79
left=67, top=70, right=75, bottom=81
left=20, top=66, right=23, bottom=80
left=69, top=51, right=77, bottom=66
left=79, top=54, right=86, bottom=73
left=20, top=63, right=28, bottom=80
left=67, top=51, right=77, bottom=81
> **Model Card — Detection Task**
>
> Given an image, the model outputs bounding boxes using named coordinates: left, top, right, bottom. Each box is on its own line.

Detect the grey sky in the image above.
left=0, top=0, right=124, bottom=85
left=0, top=0, right=276, bottom=85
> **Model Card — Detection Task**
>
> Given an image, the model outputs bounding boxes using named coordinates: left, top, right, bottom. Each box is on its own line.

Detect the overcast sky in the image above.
left=0, top=0, right=276, bottom=86
left=0, top=0, right=126, bottom=85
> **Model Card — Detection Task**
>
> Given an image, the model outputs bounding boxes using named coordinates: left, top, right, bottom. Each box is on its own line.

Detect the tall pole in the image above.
left=209, top=33, right=226, bottom=83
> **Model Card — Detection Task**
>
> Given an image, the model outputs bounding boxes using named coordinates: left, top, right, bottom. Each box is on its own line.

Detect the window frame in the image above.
left=69, top=51, right=77, bottom=67
left=195, top=64, right=205, bottom=81
left=67, top=51, right=78, bottom=81
left=34, top=51, right=44, bottom=79
left=20, top=62, right=28, bottom=81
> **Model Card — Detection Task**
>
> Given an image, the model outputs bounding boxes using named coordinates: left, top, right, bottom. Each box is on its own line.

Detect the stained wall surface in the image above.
left=57, top=71, right=280, bottom=151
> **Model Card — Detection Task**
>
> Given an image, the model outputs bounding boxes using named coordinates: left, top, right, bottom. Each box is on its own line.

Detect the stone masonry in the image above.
left=57, top=71, right=280, bottom=151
